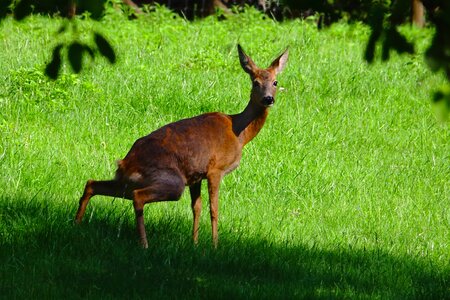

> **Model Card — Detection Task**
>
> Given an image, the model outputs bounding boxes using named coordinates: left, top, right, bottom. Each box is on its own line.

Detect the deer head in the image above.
left=238, top=44, right=289, bottom=108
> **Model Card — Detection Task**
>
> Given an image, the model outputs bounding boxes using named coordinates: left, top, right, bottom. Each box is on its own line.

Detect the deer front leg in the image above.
left=189, top=182, right=202, bottom=245
left=207, top=173, right=223, bottom=248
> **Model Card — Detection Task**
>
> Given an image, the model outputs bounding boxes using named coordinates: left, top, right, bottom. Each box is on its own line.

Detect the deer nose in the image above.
left=262, top=96, right=274, bottom=106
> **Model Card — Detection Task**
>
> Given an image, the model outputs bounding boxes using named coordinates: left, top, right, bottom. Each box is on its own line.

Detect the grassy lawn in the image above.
left=1, top=7, right=449, bottom=298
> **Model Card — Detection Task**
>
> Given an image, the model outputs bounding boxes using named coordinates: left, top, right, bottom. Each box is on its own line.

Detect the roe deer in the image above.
left=75, top=44, right=288, bottom=248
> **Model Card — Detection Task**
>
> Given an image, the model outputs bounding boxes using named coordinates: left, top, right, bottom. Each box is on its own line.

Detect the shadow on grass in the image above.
left=1, top=196, right=448, bottom=299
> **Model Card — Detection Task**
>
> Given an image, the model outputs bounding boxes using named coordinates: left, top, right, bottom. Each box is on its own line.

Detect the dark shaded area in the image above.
left=1, top=0, right=279, bottom=20
left=283, top=0, right=447, bottom=68
left=1, top=197, right=448, bottom=298
left=42, top=30, right=114, bottom=79
left=1, top=1, right=449, bottom=111
left=283, top=0, right=450, bottom=111
left=45, top=44, right=63, bottom=79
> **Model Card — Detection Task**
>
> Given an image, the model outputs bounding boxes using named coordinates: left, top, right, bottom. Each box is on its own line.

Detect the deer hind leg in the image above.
left=189, top=182, right=202, bottom=245
left=75, top=179, right=131, bottom=224
left=132, top=171, right=185, bottom=248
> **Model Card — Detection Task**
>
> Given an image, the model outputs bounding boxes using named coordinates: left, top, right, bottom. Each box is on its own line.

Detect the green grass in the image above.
left=1, top=7, right=449, bottom=299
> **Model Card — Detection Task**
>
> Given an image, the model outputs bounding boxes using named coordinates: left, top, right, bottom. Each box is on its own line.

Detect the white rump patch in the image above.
left=129, top=172, right=143, bottom=182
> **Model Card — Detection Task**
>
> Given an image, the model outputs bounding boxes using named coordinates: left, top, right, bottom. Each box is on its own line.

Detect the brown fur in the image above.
left=75, top=45, right=288, bottom=248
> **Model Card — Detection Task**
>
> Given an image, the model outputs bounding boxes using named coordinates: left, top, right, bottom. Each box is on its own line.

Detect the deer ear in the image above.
left=238, top=44, right=257, bottom=75
left=269, top=48, right=289, bottom=74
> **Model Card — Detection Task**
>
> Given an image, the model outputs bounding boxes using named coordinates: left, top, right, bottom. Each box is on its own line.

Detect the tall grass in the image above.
left=1, top=7, right=449, bottom=298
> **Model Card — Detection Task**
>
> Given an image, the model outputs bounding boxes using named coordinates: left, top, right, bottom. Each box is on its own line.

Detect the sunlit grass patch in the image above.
left=1, top=7, right=449, bottom=299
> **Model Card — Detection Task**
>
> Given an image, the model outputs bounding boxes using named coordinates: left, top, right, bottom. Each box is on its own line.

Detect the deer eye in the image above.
left=273, top=81, right=278, bottom=86
left=253, top=80, right=260, bottom=87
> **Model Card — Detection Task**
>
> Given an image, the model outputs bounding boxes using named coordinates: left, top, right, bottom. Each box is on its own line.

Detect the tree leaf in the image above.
left=84, top=45, right=95, bottom=59
left=0, top=0, right=13, bottom=21
left=13, top=0, right=32, bottom=21
left=78, top=0, right=106, bottom=20
left=381, top=36, right=390, bottom=61
left=94, top=32, right=116, bottom=64
left=390, top=28, right=414, bottom=55
left=45, top=45, right=63, bottom=80
left=364, top=4, right=384, bottom=63
left=68, top=41, right=84, bottom=73
left=364, top=30, right=379, bottom=63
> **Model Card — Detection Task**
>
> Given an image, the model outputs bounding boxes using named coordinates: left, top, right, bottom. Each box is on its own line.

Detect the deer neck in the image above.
left=231, top=101, right=269, bottom=146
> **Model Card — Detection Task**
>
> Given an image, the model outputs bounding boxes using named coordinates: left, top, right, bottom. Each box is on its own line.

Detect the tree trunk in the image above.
left=411, top=0, right=425, bottom=28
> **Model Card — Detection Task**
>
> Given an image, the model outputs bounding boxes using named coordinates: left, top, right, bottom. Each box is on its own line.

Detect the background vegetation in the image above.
left=1, top=7, right=449, bottom=298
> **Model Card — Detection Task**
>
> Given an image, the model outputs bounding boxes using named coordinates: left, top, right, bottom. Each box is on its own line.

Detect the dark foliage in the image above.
left=1, top=0, right=449, bottom=112
left=41, top=31, right=115, bottom=80
left=2, top=0, right=114, bottom=80
left=7, top=0, right=105, bottom=19
left=283, top=0, right=450, bottom=113
left=45, top=44, right=63, bottom=79
left=68, top=41, right=84, bottom=73
left=94, top=32, right=116, bottom=64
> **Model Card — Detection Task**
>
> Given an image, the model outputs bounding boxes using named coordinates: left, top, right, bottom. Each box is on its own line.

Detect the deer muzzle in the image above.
left=262, top=96, right=275, bottom=107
